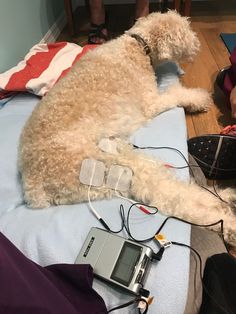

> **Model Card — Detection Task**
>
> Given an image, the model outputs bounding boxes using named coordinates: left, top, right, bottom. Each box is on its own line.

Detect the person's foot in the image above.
left=88, top=23, right=108, bottom=44
left=88, top=1, right=108, bottom=44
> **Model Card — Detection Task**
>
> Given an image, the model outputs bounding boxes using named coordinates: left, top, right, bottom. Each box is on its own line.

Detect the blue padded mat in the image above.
left=0, top=61, right=191, bottom=314
left=220, top=33, right=236, bottom=54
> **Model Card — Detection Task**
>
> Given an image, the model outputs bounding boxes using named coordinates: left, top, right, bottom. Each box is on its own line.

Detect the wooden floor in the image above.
left=58, top=0, right=236, bottom=138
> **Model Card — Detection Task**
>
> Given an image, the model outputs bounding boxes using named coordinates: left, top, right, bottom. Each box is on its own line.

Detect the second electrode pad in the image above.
left=79, top=159, right=106, bottom=187
left=105, top=165, right=133, bottom=192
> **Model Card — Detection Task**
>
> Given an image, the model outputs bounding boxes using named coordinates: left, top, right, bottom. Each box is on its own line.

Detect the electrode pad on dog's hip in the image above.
left=105, top=165, right=133, bottom=192
left=98, top=138, right=118, bottom=154
left=79, top=159, right=105, bottom=187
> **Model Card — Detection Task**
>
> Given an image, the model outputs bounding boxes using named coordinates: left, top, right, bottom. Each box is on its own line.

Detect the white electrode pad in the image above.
left=79, top=159, right=106, bottom=187
left=106, top=165, right=133, bottom=192
left=98, top=138, right=118, bottom=155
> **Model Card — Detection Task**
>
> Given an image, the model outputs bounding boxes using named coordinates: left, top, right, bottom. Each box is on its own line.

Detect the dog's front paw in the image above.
left=186, top=88, right=212, bottom=113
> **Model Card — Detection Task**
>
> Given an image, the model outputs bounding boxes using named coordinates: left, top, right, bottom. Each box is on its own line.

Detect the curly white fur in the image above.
left=19, top=11, right=236, bottom=248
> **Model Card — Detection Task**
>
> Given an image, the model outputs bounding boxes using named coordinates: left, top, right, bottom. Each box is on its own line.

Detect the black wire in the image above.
left=126, top=203, right=159, bottom=243
left=135, top=143, right=236, bottom=172
left=104, top=145, right=231, bottom=313
left=189, top=153, right=236, bottom=172
left=155, top=216, right=224, bottom=242
left=172, top=241, right=204, bottom=277
left=108, top=204, right=126, bottom=234
left=133, top=144, right=234, bottom=206
left=114, top=202, right=227, bottom=313
left=111, top=203, right=224, bottom=245
left=167, top=164, right=200, bottom=169
left=109, top=203, right=159, bottom=242
left=212, top=161, right=236, bottom=209
left=187, top=150, right=236, bottom=212
left=133, top=144, right=195, bottom=177
left=172, top=242, right=232, bottom=314
left=212, top=179, right=229, bottom=205
left=124, top=206, right=227, bottom=313
left=107, top=201, right=226, bottom=313
left=107, top=297, right=148, bottom=313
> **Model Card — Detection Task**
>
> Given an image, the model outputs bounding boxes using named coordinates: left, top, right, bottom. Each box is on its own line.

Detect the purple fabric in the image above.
left=223, top=46, right=236, bottom=98
left=0, top=232, right=107, bottom=314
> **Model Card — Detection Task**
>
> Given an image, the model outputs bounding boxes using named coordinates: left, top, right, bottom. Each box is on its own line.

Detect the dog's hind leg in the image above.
left=21, top=172, right=51, bottom=208
left=107, top=147, right=236, bottom=248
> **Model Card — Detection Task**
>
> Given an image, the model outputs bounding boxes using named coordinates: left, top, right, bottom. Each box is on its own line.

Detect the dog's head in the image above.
left=127, top=10, right=200, bottom=66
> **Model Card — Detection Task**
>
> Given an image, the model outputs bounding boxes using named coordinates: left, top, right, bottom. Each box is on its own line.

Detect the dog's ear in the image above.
left=133, top=16, right=147, bottom=26
left=166, top=9, right=181, bottom=18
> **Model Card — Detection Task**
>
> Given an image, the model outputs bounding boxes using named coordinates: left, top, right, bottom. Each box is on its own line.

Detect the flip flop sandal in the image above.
left=88, top=23, right=108, bottom=45
left=188, top=134, right=236, bottom=179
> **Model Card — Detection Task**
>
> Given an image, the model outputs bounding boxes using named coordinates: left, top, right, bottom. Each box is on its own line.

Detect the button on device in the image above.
left=141, top=255, right=148, bottom=269
left=136, top=270, right=143, bottom=283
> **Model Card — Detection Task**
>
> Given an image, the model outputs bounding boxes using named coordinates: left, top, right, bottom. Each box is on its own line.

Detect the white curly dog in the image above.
left=19, top=11, right=236, bottom=248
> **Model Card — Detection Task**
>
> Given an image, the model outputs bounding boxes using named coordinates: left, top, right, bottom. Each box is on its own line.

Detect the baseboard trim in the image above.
left=40, top=12, right=67, bottom=44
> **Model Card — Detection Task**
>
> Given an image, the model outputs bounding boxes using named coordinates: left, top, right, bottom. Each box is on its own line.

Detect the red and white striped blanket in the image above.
left=0, top=42, right=97, bottom=100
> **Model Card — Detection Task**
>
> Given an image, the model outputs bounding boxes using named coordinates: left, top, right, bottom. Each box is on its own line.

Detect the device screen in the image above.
left=111, top=242, right=142, bottom=286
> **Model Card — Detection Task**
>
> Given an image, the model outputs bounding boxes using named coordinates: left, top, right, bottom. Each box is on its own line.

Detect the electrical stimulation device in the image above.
left=75, top=227, right=153, bottom=295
